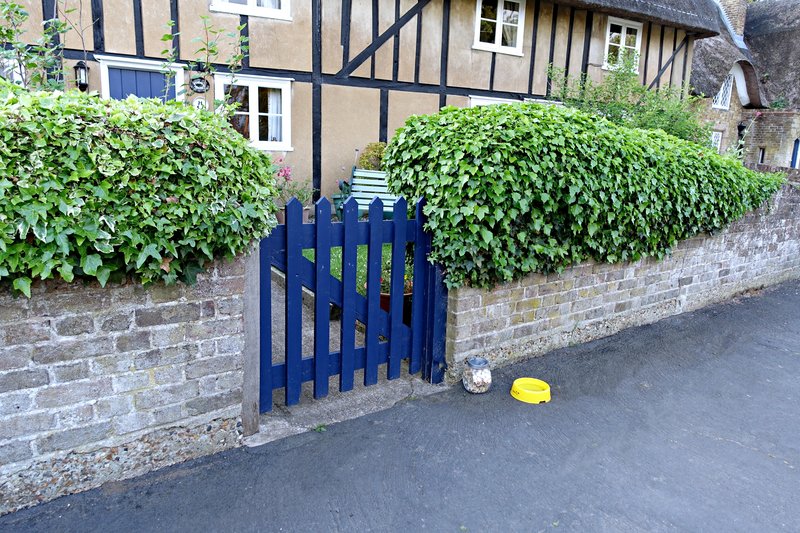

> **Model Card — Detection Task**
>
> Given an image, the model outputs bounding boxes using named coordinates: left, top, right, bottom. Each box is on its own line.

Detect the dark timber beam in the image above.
left=312, top=0, right=323, bottom=201
left=169, top=0, right=180, bottom=57
left=133, top=0, right=144, bottom=57
left=90, top=0, right=105, bottom=52
left=647, top=35, right=688, bottom=90
left=527, top=0, right=540, bottom=94
left=439, top=0, right=451, bottom=107
left=337, top=0, right=431, bottom=78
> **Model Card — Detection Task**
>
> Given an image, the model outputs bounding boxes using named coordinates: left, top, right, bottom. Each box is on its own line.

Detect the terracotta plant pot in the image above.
left=380, top=292, right=413, bottom=325
left=275, top=207, right=311, bottom=225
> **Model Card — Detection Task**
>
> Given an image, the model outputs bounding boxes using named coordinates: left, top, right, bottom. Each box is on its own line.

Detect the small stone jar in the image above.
left=462, top=357, right=492, bottom=394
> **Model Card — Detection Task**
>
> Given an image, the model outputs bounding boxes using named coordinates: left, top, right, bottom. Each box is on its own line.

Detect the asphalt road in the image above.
left=3, top=281, right=800, bottom=532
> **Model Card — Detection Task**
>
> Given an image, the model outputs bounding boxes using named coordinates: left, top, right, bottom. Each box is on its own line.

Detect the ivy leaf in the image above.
left=13, top=277, right=32, bottom=297
left=81, top=254, right=103, bottom=275
left=136, top=243, right=161, bottom=269
left=58, top=261, right=75, bottom=282
left=96, top=266, right=112, bottom=287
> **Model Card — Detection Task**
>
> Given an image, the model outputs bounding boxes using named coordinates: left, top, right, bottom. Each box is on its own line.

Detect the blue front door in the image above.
left=107, top=67, right=175, bottom=101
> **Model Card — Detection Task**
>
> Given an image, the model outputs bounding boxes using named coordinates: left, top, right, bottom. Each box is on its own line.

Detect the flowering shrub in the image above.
left=273, top=157, right=314, bottom=206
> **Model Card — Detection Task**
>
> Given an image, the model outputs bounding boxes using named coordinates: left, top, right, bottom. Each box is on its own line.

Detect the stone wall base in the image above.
left=446, top=185, right=800, bottom=380
left=0, top=415, right=241, bottom=515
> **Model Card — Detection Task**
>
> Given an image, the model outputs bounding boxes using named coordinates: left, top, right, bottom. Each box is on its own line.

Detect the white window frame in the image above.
left=95, top=55, right=185, bottom=101
left=712, top=73, right=734, bottom=110
left=603, top=17, right=643, bottom=72
left=469, top=95, right=519, bottom=107
left=473, top=0, right=526, bottom=56
left=214, top=73, right=293, bottom=152
left=711, top=131, right=723, bottom=153
left=209, top=0, right=291, bottom=21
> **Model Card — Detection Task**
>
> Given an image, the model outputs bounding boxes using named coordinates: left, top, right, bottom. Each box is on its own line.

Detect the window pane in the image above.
left=226, top=0, right=247, bottom=5
left=625, top=28, right=638, bottom=48
left=479, top=20, right=497, bottom=44
left=607, top=44, right=620, bottom=63
left=224, top=84, right=249, bottom=112
left=256, top=0, right=281, bottom=7
left=609, top=24, right=622, bottom=45
left=259, top=116, right=283, bottom=143
left=501, top=25, right=517, bottom=47
left=230, top=113, right=250, bottom=137
left=258, top=87, right=282, bottom=114
left=503, top=1, right=519, bottom=24
left=480, top=0, right=498, bottom=20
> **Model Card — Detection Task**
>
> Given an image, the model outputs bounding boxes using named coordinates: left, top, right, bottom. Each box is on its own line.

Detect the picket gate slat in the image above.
left=409, top=200, right=427, bottom=375
left=339, top=198, right=358, bottom=392
left=259, top=195, right=446, bottom=411
left=284, top=199, right=303, bottom=406
left=388, top=198, right=407, bottom=379
left=314, top=199, right=331, bottom=399
left=259, top=232, right=273, bottom=412
left=364, top=198, right=384, bottom=386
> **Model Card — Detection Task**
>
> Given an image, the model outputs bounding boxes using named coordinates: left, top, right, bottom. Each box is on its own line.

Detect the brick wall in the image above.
left=743, top=111, right=800, bottom=168
left=446, top=185, right=800, bottom=378
left=0, top=258, right=247, bottom=515
left=697, top=87, right=746, bottom=155
left=717, top=0, right=747, bottom=35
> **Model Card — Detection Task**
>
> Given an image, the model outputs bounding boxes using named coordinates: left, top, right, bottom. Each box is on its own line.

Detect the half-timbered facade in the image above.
left=13, top=0, right=720, bottom=196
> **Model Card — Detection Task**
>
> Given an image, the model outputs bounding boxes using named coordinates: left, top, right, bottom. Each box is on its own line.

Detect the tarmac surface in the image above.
left=2, top=281, right=800, bottom=532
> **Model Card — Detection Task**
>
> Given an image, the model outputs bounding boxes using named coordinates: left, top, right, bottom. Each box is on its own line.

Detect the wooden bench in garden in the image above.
left=349, top=168, right=398, bottom=217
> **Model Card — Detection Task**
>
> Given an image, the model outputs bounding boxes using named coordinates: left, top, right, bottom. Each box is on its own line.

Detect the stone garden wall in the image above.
left=445, top=185, right=800, bottom=378
left=0, top=258, right=248, bottom=514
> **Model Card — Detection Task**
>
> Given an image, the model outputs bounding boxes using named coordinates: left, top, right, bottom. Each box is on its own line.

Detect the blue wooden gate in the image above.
left=259, top=196, right=447, bottom=411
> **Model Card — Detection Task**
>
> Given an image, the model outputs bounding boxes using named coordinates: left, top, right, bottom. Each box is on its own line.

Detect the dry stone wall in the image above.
left=0, top=258, right=247, bottom=515
left=446, top=185, right=800, bottom=378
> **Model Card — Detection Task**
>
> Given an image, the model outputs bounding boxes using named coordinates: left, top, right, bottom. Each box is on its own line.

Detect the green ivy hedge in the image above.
left=0, top=82, right=277, bottom=296
left=385, top=103, right=784, bottom=289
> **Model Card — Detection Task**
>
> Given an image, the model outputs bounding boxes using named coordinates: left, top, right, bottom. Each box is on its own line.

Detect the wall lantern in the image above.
left=74, top=61, right=89, bottom=92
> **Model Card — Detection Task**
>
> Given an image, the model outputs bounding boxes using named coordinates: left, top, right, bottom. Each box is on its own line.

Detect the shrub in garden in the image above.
left=384, top=103, right=784, bottom=289
left=0, top=82, right=277, bottom=296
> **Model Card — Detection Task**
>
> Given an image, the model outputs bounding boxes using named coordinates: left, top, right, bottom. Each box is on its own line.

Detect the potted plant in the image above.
left=377, top=258, right=414, bottom=325
left=356, top=142, right=387, bottom=172
left=274, top=157, right=315, bottom=223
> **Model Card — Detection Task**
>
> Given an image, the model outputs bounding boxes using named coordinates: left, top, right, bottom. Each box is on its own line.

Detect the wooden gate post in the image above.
left=242, top=242, right=261, bottom=436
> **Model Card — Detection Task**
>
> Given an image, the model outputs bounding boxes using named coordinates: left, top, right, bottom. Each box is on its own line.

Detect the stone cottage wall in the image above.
left=446, top=185, right=800, bottom=378
left=743, top=111, right=800, bottom=169
left=0, top=258, right=247, bottom=515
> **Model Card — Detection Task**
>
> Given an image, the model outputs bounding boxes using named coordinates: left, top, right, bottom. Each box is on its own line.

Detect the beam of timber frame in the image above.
left=336, top=0, right=432, bottom=78
left=648, top=35, right=689, bottom=90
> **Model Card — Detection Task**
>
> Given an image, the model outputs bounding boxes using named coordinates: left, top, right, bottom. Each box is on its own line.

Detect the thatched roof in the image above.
left=556, top=0, right=720, bottom=37
left=689, top=19, right=764, bottom=107
left=745, top=0, right=800, bottom=109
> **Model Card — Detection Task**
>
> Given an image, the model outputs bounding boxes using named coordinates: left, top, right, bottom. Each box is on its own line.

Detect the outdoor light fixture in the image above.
left=74, top=61, right=89, bottom=92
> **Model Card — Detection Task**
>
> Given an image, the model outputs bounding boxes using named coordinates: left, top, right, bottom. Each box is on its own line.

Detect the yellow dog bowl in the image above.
left=511, top=378, right=551, bottom=404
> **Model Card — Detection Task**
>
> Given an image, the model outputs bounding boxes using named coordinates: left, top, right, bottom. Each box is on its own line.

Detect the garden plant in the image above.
left=0, top=81, right=277, bottom=296
left=385, top=102, right=784, bottom=289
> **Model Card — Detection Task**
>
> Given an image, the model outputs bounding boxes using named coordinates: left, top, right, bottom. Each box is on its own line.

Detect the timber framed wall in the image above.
left=19, top=0, right=696, bottom=197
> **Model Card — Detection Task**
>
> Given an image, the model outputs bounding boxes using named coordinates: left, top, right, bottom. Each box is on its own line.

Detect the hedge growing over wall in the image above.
left=0, top=82, right=277, bottom=296
left=385, top=103, right=784, bottom=288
